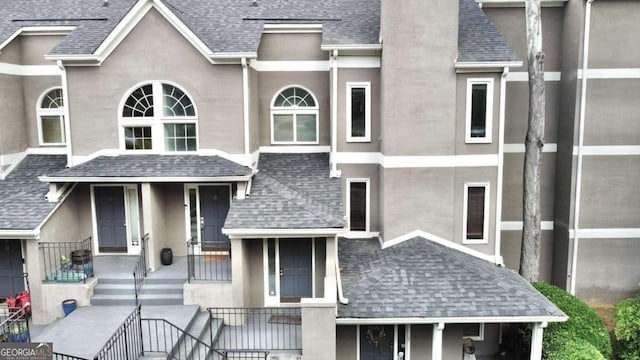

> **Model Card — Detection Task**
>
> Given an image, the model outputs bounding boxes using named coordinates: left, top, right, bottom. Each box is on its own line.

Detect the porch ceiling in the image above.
left=337, top=237, right=566, bottom=321
left=40, top=155, right=252, bottom=183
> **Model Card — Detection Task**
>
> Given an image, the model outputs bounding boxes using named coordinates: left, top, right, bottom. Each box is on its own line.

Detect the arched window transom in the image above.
left=120, top=82, right=198, bottom=152
left=271, top=86, right=319, bottom=144
left=37, top=87, right=66, bottom=145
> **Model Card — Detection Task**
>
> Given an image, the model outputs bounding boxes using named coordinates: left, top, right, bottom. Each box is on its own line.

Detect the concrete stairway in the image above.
left=91, top=277, right=185, bottom=306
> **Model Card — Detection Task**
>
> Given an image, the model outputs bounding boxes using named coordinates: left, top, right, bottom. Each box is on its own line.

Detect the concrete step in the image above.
left=97, top=277, right=185, bottom=285
left=94, top=284, right=183, bottom=295
left=90, top=293, right=183, bottom=306
left=182, top=312, right=212, bottom=360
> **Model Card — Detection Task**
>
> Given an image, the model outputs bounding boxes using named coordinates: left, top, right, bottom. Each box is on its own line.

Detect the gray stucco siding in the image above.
left=501, top=152, right=557, bottom=222
left=22, top=76, right=63, bottom=148
left=583, top=79, right=640, bottom=146
left=257, top=33, right=328, bottom=61
left=576, top=238, right=640, bottom=303
left=504, top=81, right=561, bottom=145
left=19, top=35, right=65, bottom=66
left=337, top=67, right=381, bottom=153
left=67, top=8, right=245, bottom=156
left=579, top=156, right=640, bottom=228
left=257, top=71, right=330, bottom=146
left=156, top=184, right=187, bottom=256
left=455, top=73, right=501, bottom=155
left=0, top=74, right=28, bottom=155
left=483, top=7, right=564, bottom=72
left=588, top=0, right=640, bottom=68
left=501, top=229, right=554, bottom=283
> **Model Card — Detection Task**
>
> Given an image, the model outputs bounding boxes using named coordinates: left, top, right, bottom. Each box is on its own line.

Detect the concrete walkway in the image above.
left=32, top=305, right=199, bottom=359
left=93, top=256, right=188, bottom=280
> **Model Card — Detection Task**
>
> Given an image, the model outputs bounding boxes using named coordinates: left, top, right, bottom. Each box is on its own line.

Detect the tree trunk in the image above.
left=520, top=0, right=545, bottom=283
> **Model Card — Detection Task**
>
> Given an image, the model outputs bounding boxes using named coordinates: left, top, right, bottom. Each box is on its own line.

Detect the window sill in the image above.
left=462, top=239, right=489, bottom=245
left=346, top=138, right=372, bottom=143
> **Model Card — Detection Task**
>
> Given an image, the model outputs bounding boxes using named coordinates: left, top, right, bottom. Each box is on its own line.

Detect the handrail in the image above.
left=53, top=353, right=91, bottom=360
left=39, top=237, right=93, bottom=284
left=133, top=233, right=149, bottom=306
left=0, top=306, right=30, bottom=343
left=94, top=305, right=143, bottom=360
left=187, top=238, right=232, bottom=282
left=141, top=318, right=224, bottom=359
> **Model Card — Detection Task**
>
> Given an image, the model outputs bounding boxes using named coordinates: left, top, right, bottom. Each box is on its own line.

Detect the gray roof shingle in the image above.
left=225, top=153, right=344, bottom=230
left=46, top=155, right=251, bottom=180
left=458, top=0, right=519, bottom=63
left=338, top=237, right=565, bottom=319
left=0, top=155, right=67, bottom=230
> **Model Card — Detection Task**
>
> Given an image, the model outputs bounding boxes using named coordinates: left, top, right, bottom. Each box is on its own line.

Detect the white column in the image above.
left=530, top=322, right=547, bottom=360
left=432, top=322, right=445, bottom=360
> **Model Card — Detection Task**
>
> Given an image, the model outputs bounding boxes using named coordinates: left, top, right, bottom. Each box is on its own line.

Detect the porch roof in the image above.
left=337, top=237, right=566, bottom=321
left=224, top=153, right=344, bottom=231
left=41, top=155, right=252, bottom=182
left=0, top=155, right=67, bottom=231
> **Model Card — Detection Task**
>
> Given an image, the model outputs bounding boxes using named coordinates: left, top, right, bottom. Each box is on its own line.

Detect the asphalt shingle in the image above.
left=0, top=155, right=67, bottom=230
left=338, top=237, right=565, bottom=319
left=224, top=153, right=344, bottom=230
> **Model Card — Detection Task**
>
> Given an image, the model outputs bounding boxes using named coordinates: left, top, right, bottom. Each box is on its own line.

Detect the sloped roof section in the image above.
left=338, top=237, right=566, bottom=319
left=225, top=153, right=344, bottom=230
left=458, top=0, right=519, bottom=63
left=0, top=155, right=67, bottom=230
left=0, top=0, right=380, bottom=56
left=45, top=155, right=251, bottom=180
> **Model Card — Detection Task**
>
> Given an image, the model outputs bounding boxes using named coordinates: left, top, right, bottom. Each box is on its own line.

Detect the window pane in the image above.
left=296, top=114, right=317, bottom=142
left=360, top=325, right=394, bottom=360
left=351, top=87, right=367, bottom=138
left=164, top=123, right=196, bottom=151
left=463, top=323, right=481, bottom=338
left=163, top=84, right=195, bottom=117
left=268, top=239, right=276, bottom=296
left=466, top=187, right=485, bottom=239
left=41, top=88, right=64, bottom=109
left=124, top=126, right=152, bottom=150
left=350, top=182, right=367, bottom=231
left=274, top=114, right=294, bottom=142
left=471, top=84, right=487, bottom=138
left=123, top=84, right=154, bottom=117
left=41, top=115, right=64, bottom=144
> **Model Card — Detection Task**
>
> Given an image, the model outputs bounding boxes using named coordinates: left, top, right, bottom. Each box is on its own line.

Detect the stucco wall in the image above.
left=301, top=306, right=336, bottom=360
left=588, top=0, right=640, bottom=68
left=22, top=76, right=63, bottom=148
left=504, top=82, right=561, bottom=144
left=583, top=79, right=640, bottom=145
left=19, top=35, right=64, bottom=66
left=0, top=40, right=28, bottom=156
left=501, top=153, right=556, bottom=221
left=257, top=33, right=327, bottom=61
left=66, top=8, right=244, bottom=157
left=501, top=230, right=554, bottom=283
left=39, top=184, right=93, bottom=244
left=157, top=183, right=187, bottom=256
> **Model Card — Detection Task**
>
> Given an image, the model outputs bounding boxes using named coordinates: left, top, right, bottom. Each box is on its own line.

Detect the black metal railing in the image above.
left=53, top=353, right=91, bottom=360
left=39, top=237, right=93, bottom=284
left=222, top=350, right=269, bottom=359
left=141, top=318, right=224, bottom=360
left=94, top=305, right=143, bottom=360
left=133, top=233, right=150, bottom=305
left=187, top=239, right=232, bottom=282
left=208, top=307, right=302, bottom=352
left=0, top=307, right=30, bottom=343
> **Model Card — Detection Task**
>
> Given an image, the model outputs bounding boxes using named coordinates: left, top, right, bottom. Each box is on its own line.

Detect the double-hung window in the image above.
left=346, top=82, right=371, bottom=142
left=271, top=86, right=319, bottom=144
left=465, top=79, right=493, bottom=143
left=463, top=183, right=490, bottom=244
left=120, top=82, right=197, bottom=152
left=37, top=88, right=66, bottom=145
left=347, top=179, right=369, bottom=232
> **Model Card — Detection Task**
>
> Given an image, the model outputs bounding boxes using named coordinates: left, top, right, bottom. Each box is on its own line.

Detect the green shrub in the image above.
left=615, top=295, right=640, bottom=360
left=533, top=282, right=612, bottom=359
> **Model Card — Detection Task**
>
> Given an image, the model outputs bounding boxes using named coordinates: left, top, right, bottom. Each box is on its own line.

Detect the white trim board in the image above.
left=337, top=315, right=566, bottom=325
left=572, top=145, right=640, bottom=156
left=334, top=152, right=499, bottom=168
left=569, top=228, right=640, bottom=239
left=223, top=228, right=346, bottom=238
left=504, top=143, right=557, bottom=153
left=0, top=62, right=61, bottom=76
left=40, top=175, right=251, bottom=183
left=505, top=72, right=561, bottom=82
left=0, top=26, right=75, bottom=53
left=259, top=145, right=330, bottom=153
left=501, top=221, right=554, bottom=231
left=250, top=60, right=329, bottom=72
left=476, top=0, right=567, bottom=7
left=578, top=68, right=640, bottom=79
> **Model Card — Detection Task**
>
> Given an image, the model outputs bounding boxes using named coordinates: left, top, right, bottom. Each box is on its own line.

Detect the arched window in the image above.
left=37, top=87, right=65, bottom=145
left=120, top=82, right=197, bottom=152
left=271, top=86, right=319, bottom=144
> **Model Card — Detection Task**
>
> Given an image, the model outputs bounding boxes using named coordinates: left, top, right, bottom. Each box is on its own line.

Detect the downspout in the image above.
left=570, top=0, right=594, bottom=295
left=494, top=66, right=509, bottom=265
left=330, top=49, right=339, bottom=177
left=241, top=58, right=250, bottom=167
left=57, top=60, right=73, bottom=167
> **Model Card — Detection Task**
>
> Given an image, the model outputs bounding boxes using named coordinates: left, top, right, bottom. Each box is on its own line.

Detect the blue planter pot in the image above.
left=62, top=299, right=77, bottom=316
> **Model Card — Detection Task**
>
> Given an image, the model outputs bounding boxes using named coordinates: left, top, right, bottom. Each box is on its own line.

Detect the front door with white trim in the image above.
left=93, top=185, right=141, bottom=255
left=185, top=184, right=231, bottom=251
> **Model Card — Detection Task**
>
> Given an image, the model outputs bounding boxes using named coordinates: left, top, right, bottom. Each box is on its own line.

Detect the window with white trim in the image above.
left=37, top=87, right=65, bottom=145
left=348, top=179, right=369, bottom=232
left=346, top=82, right=371, bottom=142
left=120, top=82, right=197, bottom=152
left=462, top=323, right=484, bottom=341
left=463, top=183, right=490, bottom=244
left=465, top=79, right=493, bottom=143
left=271, top=86, right=318, bottom=144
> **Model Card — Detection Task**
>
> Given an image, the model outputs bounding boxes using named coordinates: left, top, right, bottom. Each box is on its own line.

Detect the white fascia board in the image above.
left=26, top=147, right=68, bottom=156
left=210, top=52, right=258, bottom=60
left=503, top=143, right=557, bottom=153
left=476, top=0, right=568, bottom=7
left=250, top=60, right=330, bottom=72
left=224, top=228, right=346, bottom=238
left=455, top=61, right=523, bottom=72
left=505, top=72, right=562, bottom=82
left=501, top=221, right=555, bottom=231
left=263, top=24, right=323, bottom=33
left=259, top=145, right=331, bottom=153
left=0, top=62, right=61, bottom=76
left=0, top=26, right=75, bottom=53
left=39, top=176, right=252, bottom=183
left=333, top=153, right=498, bottom=168
left=337, top=56, right=381, bottom=69
left=0, top=230, right=39, bottom=240
left=320, top=44, right=382, bottom=51
left=43, top=54, right=101, bottom=65
left=382, top=229, right=497, bottom=264
left=336, top=315, right=567, bottom=325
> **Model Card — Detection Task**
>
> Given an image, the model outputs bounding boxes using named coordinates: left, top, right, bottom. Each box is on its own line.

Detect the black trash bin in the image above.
left=160, top=248, right=173, bottom=265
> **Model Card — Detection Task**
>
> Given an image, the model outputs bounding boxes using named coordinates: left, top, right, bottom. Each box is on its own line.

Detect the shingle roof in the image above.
left=0, top=0, right=380, bottom=56
left=224, top=153, right=344, bottom=230
left=46, top=155, right=251, bottom=180
left=338, top=237, right=566, bottom=319
left=458, top=0, right=519, bottom=63
left=0, top=155, right=67, bottom=230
